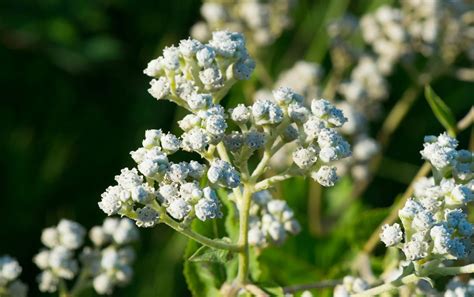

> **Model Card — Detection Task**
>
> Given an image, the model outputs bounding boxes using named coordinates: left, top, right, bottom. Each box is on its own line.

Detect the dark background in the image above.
left=1, top=0, right=472, bottom=296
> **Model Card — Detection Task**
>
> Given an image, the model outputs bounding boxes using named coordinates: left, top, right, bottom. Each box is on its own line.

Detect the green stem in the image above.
left=237, top=185, right=253, bottom=284
left=377, top=85, right=422, bottom=148
left=352, top=273, right=420, bottom=297
left=69, top=270, right=92, bottom=297
left=254, top=171, right=294, bottom=192
left=161, top=214, right=242, bottom=252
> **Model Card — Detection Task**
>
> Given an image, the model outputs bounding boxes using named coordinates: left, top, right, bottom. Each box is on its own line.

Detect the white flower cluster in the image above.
left=0, top=256, right=27, bottom=297
left=253, top=88, right=351, bottom=186
left=444, top=277, right=474, bottom=297
left=333, top=276, right=369, bottom=297
left=83, top=218, right=139, bottom=295
left=360, top=5, right=407, bottom=75
left=360, top=2, right=474, bottom=74
left=100, top=32, right=351, bottom=254
left=144, top=31, right=255, bottom=109
left=34, top=218, right=139, bottom=295
left=255, top=58, right=379, bottom=182
left=99, top=128, right=224, bottom=227
left=191, top=0, right=295, bottom=48
left=34, top=219, right=86, bottom=292
left=246, top=191, right=301, bottom=248
left=380, top=133, right=474, bottom=263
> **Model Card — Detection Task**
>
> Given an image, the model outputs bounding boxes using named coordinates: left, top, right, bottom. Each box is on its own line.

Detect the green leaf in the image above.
left=188, top=244, right=233, bottom=264
left=183, top=220, right=227, bottom=297
left=424, top=85, right=457, bottom=136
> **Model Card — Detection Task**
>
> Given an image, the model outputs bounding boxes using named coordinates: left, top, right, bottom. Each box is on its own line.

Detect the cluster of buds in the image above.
left=99, top=31, right=351, bottom=252
left=99, top=131, right=224, bottom=227
left=191, top=0, right=295, bottom=50
left=333, top=276, right=369, bottom=297
left=83, top=218, right=139, bottom=294
left=380, top=133, right=473, bottom=264
left=34, top=218, right=139, bottom=295
left=0, top=256, right=27, bottom=297
left=144, top=31, right=255, bottom=110
left=246, top=190, right=301, bottom=248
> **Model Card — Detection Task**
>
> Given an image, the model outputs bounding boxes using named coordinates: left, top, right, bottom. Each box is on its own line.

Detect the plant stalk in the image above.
left=237, top=185, right=253, bottom=284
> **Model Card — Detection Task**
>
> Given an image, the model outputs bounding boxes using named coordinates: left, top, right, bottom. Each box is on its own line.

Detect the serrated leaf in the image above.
left=425, top=85, right=457, bottom=136
left=188, top=244, right=233, bottom=264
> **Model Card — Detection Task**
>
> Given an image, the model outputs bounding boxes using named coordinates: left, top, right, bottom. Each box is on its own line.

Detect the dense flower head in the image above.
left=380, top=133, right=473, bottom=264
left=144, top=30, right=254, bottom=110
left=34, top=218, right=139, bottom=295
left=0, top=256, right=27, bottom=297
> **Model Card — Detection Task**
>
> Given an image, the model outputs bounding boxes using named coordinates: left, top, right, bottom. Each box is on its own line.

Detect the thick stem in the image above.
left=237, top=185, right=253, bottom=284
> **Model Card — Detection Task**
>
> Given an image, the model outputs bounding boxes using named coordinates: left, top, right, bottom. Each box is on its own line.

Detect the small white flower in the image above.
left=292, top=146, right=318, bottom=170
left=195, top=188, right=222, bottom=221
left=181, top=128, right=209, bottom=152
left=178, top=38, right=202, bottom=57
left=311, top=165, right=339, bottom=187
left=272, top=87, right=303, bottom=106
left=207, top=159, right=240, bottom=188
left=37, top=270, right=59, bottom=293
left=380, top=223, right=403, bottom=247
left=148, top=77, right=170, bottom=100
left=244, top=130, right=266, bottom=150
left=230, top=104, right=251, bottom=124
left=252, top=99, right=284, bottom=125
left=167, top=198, right=192, bottom=220
left=403, top=235, right=429, bottom=261
left=93, top=273, right=114, bottom=295
left=196, top=46, right=216, bottom=67
left=160, top=132, right=181, bottom=154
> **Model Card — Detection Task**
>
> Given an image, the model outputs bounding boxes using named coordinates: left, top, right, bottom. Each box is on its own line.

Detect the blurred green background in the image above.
left=0, top=0, right=472, bottom=296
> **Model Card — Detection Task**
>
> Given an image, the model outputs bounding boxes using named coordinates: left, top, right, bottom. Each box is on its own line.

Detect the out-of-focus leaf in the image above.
left=83, top=36, right=122, bottom=61
left=344, top=206, right=390, bottom=249
left=424, top=85, right=457, bottom=136
left=325, top=176, right=353, bottom=215
left=188, top=244, right=232, bottom=264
